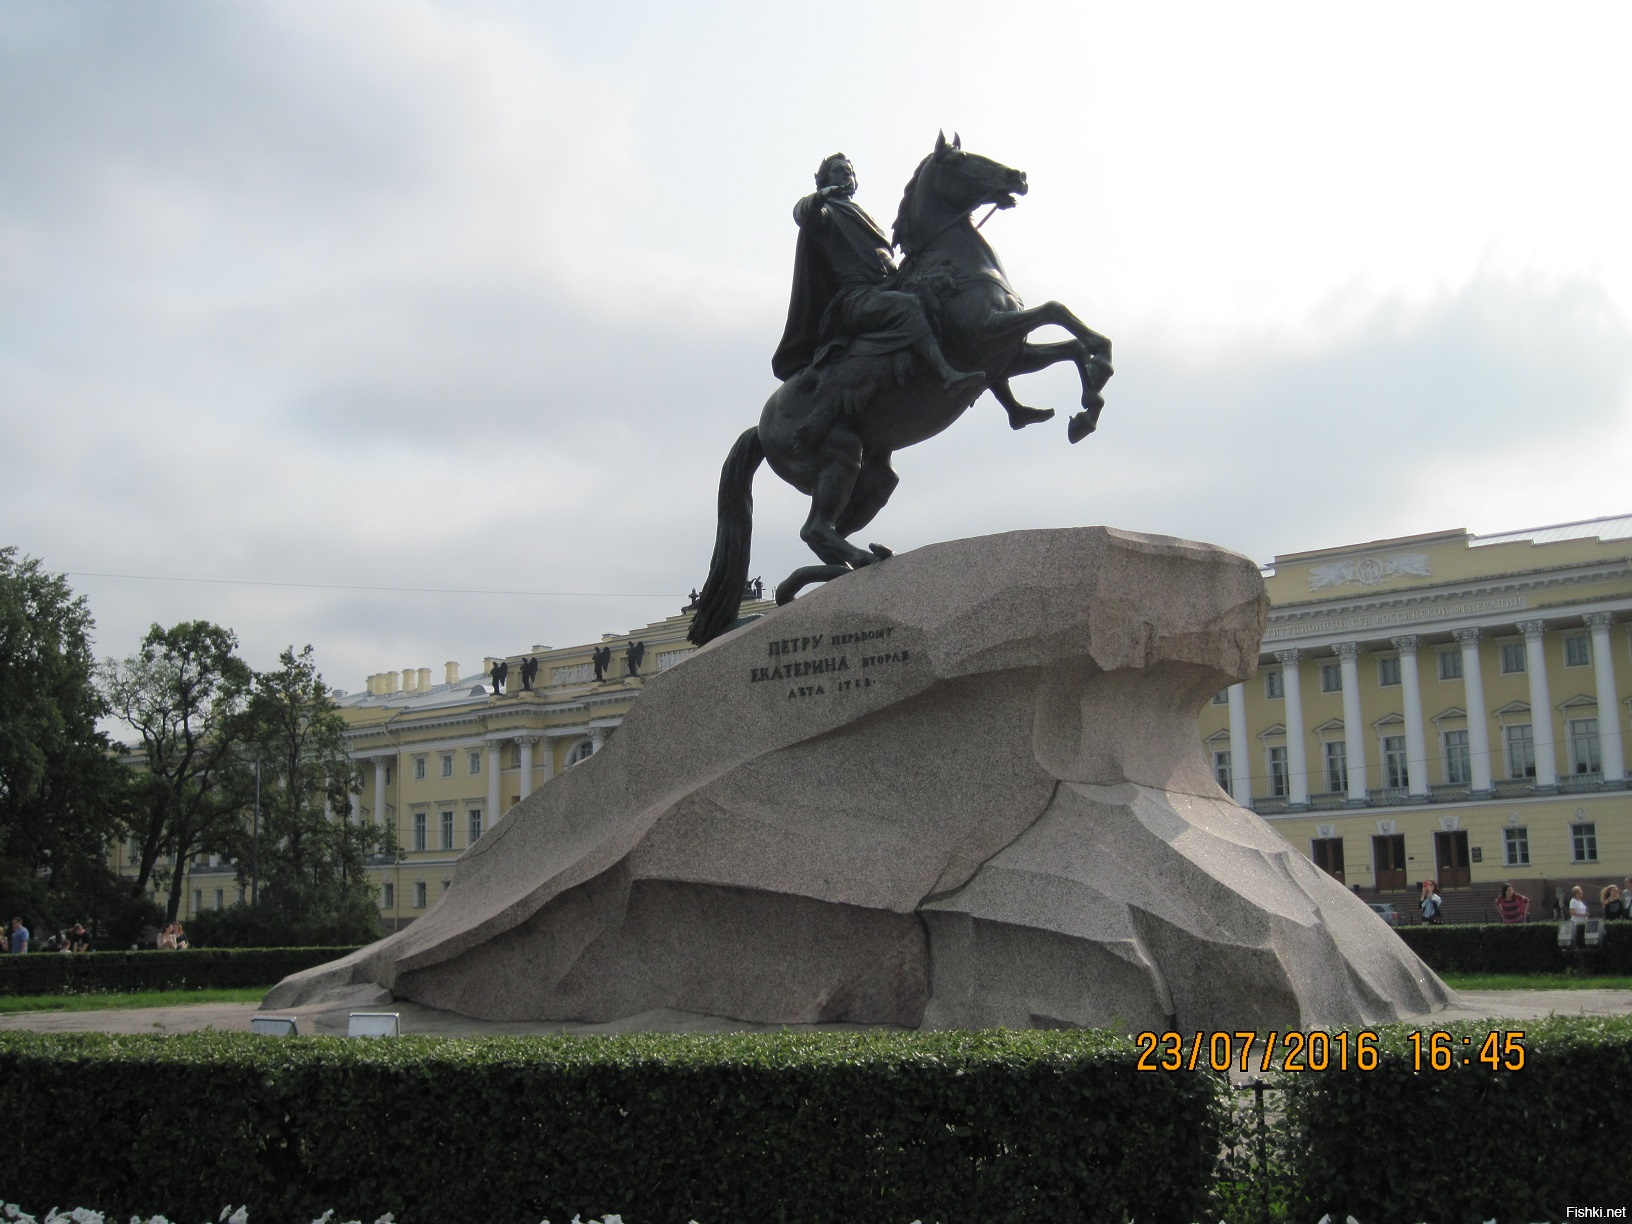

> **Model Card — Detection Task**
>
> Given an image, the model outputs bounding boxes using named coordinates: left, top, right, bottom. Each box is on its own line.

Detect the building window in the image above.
left=441, top=879, right=452, bottom=892
left=1438, top=650, right=1462, bottom=681
left=1504, top=724, right=1535, bottom=779
left=567, top=739, right=595, bottom=767
left=381, top=882, right=395, bottom=909
left=1382, top=735, right=1408, bottom=789
left=1500, top=643, right=1526, bottom=674
left=440, top=810, right=455, bottom=850
left=413, top=812, right=428, bottom=851
left=1324, top=740, right=1348, bottom=793
left=413, top=881, right=427, bottom=908
left=1264, top=670, right=1283, bottom=700
left=237, top=886, right=246, bottom=905
left=1213, top=750, right=1232, bottom=792
left=1320, top=663, right=1342, bottom=693
left=1503, top=826, right=1530, bottom=867
left=468, top=809, right=483, bottom=842
left=1267, top=746, right=1288, bottom=797
left=1443, top=730, right=1470, bottom=785
left=1571, top=822, right=1598, bottom=863
left=441, top=753, right=453, bottom=778
left=413, top=756, right=427, bottom=781
left=1568, top=718, right=1600, bottom=775
left=214, top=889, right=224, bottom=911
left=1377, top=656, right=1401, bottom=687
left=468, top=751, right=482, bottom=775
left=1564, top=635, right=1590, bottom=667
left=1211, top=689, right=1229, bottom=705
left=192, top=889, right=203, bottom=913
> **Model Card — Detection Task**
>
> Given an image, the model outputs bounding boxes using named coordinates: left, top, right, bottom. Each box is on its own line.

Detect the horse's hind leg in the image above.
left=799, top=427, right=876, bottom=569
left=835, top=451, right=899, bottom=539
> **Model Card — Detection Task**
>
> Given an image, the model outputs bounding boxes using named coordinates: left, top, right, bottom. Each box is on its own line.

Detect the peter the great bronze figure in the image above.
left=689, top=133, right=1113, bottom=645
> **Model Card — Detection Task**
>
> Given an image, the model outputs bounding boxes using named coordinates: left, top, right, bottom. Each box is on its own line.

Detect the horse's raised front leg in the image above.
left=981, top=314, right=1113, bottom=443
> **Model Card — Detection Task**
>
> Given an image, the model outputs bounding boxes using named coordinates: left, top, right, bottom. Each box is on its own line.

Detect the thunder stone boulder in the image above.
left=267, top=527, right=1450, bottom=1031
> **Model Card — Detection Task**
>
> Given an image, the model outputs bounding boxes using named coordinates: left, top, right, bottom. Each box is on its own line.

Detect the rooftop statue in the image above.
left=689, top=133, right=1113, bottom=646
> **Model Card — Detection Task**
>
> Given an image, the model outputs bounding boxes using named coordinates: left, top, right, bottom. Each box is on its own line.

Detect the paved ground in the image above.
left=3, top=988, right=1631, bottom=1038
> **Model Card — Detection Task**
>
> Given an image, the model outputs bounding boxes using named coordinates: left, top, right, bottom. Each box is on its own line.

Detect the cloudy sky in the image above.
left=4, top=0, right=1630, bottom=690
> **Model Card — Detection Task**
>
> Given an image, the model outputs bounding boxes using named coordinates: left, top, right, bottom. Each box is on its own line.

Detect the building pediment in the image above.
left=1432, top=706, right=1467, bottom=723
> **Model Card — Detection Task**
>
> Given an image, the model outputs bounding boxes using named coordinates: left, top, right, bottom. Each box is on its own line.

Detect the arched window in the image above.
left=566, top=739, right=595, bottom=768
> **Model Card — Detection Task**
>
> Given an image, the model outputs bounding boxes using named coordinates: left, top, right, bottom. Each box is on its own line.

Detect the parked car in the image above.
left=1367, top=901, right=1403, bottom=927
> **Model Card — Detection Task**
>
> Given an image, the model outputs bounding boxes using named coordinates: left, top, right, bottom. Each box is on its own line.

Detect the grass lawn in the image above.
left=1440, top=973, right=1632, bottom=991
left=0, top=987, right=269, bottom=1013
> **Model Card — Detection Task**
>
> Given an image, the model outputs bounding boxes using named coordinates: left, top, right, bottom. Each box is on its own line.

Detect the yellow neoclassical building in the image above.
left=1197, top=513, right=1631, bottom=914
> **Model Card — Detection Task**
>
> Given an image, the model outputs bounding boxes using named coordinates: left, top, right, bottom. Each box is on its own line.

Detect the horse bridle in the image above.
left=897, top=201, right=1002, bottom=273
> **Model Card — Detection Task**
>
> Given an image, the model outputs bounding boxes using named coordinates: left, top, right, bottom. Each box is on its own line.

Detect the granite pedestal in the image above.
left=267, top=528, right=1450, bottom=1031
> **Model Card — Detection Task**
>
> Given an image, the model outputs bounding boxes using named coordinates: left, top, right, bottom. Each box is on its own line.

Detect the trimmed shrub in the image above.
left=1280, top=1016, right=1632, bottom=1220
left=1396, top=921, right=1632, bottom=975
left=0, top=946, right=359, bottom=996
left=0, top=1029, right=1224, bottom=1224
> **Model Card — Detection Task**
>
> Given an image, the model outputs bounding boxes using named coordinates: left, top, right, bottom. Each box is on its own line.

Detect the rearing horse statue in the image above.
left=688, top=133, right=1113, bottom=646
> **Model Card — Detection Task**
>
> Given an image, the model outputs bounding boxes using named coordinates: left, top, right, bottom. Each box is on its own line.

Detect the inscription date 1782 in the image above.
left=748, top=627, right=911, bottom=699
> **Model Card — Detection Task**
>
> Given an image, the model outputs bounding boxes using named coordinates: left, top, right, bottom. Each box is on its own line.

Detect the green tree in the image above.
left=0, top=548, right=128, bottom=933
left=241, top=645, right=384, bottom=943
left=100, top=621, right=256, bottom=922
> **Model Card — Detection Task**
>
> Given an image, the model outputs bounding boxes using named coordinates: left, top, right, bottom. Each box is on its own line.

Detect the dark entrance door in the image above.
left=1373, top=834, right=1407, bottom=890
left=1311, top=837, right=1345, bottom=884
left=1435, top=831, right=1471, bottom=888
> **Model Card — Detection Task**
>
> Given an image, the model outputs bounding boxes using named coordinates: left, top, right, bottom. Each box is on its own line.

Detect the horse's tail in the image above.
left=687, top=426, right=765, bottom=646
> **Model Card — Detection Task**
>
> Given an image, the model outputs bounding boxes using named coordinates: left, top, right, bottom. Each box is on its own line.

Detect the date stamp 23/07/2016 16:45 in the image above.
left=1134, top=1029, right=1528, bottom=1074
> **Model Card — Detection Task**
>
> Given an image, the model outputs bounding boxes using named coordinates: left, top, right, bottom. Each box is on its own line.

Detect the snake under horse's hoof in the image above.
left=775, top=544, right=893, bottom=606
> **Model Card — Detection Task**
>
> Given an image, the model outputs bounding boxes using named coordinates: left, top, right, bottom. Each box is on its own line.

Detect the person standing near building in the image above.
left=1600, top=884, right=1625, bottom=921
left=6, top=917, right=27, bottom=954
left=1569, top=886, right=1589, bottom=924
left=1494, top=883, right=1530, bottom=924
left=1419, top=880, right=1442, bottom=925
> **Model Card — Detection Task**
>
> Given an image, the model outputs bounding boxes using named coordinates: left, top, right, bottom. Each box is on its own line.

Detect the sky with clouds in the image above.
left=3, top=0, right=1630, bottom=690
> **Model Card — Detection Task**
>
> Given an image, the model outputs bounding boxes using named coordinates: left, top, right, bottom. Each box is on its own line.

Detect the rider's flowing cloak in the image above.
left=771, top=195, right=901, bottom=381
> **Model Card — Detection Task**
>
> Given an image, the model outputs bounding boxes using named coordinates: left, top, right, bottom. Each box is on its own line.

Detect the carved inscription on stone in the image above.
left=747, top=626, right=912, bottom=699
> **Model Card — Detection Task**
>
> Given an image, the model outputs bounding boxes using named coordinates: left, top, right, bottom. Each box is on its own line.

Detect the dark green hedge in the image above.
left=1280, top=1016, right=1632, bottom=1221
left=0, top=1028, right=1223, bottom=1224
left=1396, top=921, right=1632, bottom=974
left=0, top=946, right=360, bottom=996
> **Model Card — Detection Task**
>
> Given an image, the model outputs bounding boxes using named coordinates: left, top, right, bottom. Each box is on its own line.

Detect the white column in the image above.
left=1335, top=643, right=1368, bottom=803
left=372, top=757, right=388, bottom=826
left=1585, top=612, right=1626, bottom=783
left=486, top=740, right=502, bottom=822
left=1392, top=635, right=1429, bottom=798
left=1227, top=682, right=1251, bottom=804
left=1454, top=628, right=1493, bottom=793
left=349, top=764, right=365, bottom=826
left=590, top=727, right=606, bottom=754
left=1517, top=619, right=1558, bottom=789
left=537, top=735, right=556, bottom=785
left=517, top=736, right=535, bottom=800
left=1273, top=651, right=1308, bottom=806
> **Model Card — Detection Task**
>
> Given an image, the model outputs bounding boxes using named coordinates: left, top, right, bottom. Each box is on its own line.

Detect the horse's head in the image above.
left=892, top=131, right=1028, bottom=253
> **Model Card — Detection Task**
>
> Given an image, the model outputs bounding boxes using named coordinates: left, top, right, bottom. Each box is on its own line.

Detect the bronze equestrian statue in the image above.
left=688, top=133, right=1112, bottom=646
